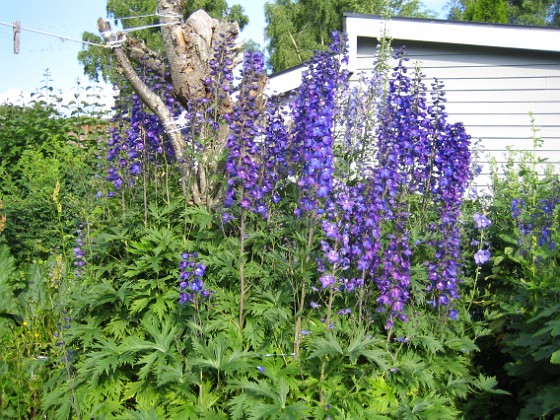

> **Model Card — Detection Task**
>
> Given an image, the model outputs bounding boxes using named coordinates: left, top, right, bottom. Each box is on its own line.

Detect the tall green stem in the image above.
left=239, top=188, right=246, bottom=334
left=294, top=216, right=316, bottom=358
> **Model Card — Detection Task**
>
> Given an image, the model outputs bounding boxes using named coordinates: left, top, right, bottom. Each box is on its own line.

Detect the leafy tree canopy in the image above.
left=265, top=0, right=435, bottom=72
left=447, top=0, right=560, bottom=26
left=473, top=0, right=508, bottom=23
left=78, top=0, right=248, bottom=83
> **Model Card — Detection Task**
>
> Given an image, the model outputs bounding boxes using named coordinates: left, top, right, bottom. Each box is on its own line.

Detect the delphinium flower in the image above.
left=259, top=100, right=291, bottom=205
left=471, top=213, right=492, bottom=266
left=105, top=67, right=181, bottom=196
left=317, top=48, right=472, bottom=327
left=316, top=50, right=413, bottom=326
left=474, top=249, right=492, bottom=265
left=423, top=78, right=472, bottom=308
left=534, top=195, right=559, bottom=250
left=223, top=50, right=266, bottom=216
left=360, top=52, right=430, bottom=322
left=73, top=226, right=87, bottom=277
left=204, top=27, right=237, bottom=132
left=473, top=213, right=491, bottom=229
left=511, top=187, right=560, bottom=252
left=288, top=33, right=347, bottom=215
left=179, top=252, right=210, bottom=304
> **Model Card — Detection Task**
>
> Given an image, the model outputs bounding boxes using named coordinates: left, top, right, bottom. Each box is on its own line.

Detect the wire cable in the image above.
left=0, top=21, right=106, bottom=48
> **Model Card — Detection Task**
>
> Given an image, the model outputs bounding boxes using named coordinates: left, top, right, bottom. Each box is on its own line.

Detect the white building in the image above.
left=268, top=15, right=560, bottom=188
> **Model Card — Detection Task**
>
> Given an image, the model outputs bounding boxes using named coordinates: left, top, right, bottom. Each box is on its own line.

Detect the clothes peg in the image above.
left=13, top=20, right=21, bottom=54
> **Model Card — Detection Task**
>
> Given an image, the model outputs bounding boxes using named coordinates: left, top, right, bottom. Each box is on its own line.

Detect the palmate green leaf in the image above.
left=444, top=336, right=478, bottom=353
left=228, top=393, right=251, bottom=420
left=308, top=333, right=344, bottom=359
left=81, top=338, right=135, bottom=383
left=411, top=335, right=444, bottom=354
left=87, top=280, right=132, bottom=309
left=230, top=377, right=294, bottom=410
left=471, top=374, right=510, bottom=395
left=105, top=317, right=132, bottom=340
left=137, top=351, right=164, bottom=381
left=115, top=407, right=163, bottom=420
left=278, top=402, right=311, bottom=419
left=182, top=205, right=213, bottom=231
left=519, top=383, right=560, bottom=419
left=405, top=394, right=458, bottom=420
left=511, top=332, right=548, bottom=348
left=533, top=318, right=560, bottom=338
left=528, top=304, right=560, bottom=323
left=345, top=329, right=389, bottom=369
left=196, top=380, right=221, bottom=411
left=242, top=317, right=266, bottom=350
left=158, top=362, right=197, bottom=388
left=190, top=332, right=252, bottom=376
left=0, top=284, right=19, bottom=324
left=150, top=295, right=174, bottom=322
left=148, top=200, right=183, bottom=223
left=0, top=245, right=18, bottom=285
left=130, top=296, right=152, bottom=315
left=247, top=402, right=282, bottom=420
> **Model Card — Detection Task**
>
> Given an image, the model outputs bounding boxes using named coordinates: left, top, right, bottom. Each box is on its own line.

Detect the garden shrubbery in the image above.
left=1, top=35, right=559, bottom=419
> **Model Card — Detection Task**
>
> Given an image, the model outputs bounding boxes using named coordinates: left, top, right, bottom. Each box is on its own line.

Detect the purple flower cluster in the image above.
left=179, top=252, right=210, bottom=304
left=474, top=249, right=491, bottom=265
left=223, top=51, right=267, bottom=216
left=105, top=68, right=181, bottom=195
left=422, top=80, right=472, bottom=307
left=511, top=188, right=560, bottom=251
left=204, top=27, right=237, bottom=130
left=473, top=213, right=491, bottom=229
left=73, top=226, right=87, bottom=276
left=212, top=36, right=471, bottom=326
left=315, top=51, right=472, bottom=325
left=287, top=35, right=347, bottom=215
left=472, top=213, right=492, bottom=265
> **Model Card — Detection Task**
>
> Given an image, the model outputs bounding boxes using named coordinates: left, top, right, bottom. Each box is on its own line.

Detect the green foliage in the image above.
left=472, top=121, right=560, bottom=418
left=265, top=0, right=434, bottom=72
left=7, top=25, right=559, bottom=420
left=447, top=0, right=560, bottom=25
left=473, top=0, right=508, bottom=23
left=0, top=87, right=105, bottom=262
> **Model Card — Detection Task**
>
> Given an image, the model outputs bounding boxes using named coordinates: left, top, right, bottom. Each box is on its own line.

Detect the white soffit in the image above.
left=344, top=14, right=560, bottom=54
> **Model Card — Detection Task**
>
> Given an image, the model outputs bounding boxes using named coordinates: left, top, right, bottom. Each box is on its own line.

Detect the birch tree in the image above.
left=97, top=0, right=264, bottom=204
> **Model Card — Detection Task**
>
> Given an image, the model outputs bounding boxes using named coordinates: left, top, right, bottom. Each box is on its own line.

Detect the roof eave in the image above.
left=343, top=14, right=560, bottom=54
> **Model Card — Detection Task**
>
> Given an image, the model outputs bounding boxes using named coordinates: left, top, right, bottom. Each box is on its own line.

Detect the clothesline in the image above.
left=0, top=17, right=182, bottom=51
left=0, top=21, right=106, bottom=48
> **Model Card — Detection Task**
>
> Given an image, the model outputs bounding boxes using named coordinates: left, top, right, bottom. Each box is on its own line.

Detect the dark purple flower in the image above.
left=224, top=51, right=266, bottom=215
left=179, top=252, right=210, bottom=304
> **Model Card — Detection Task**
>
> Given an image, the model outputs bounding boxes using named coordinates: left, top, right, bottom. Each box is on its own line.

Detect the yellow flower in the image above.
left=23, top=321, right=28, bottom=327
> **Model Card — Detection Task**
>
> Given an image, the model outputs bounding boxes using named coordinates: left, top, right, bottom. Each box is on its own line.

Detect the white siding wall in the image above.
left=355, top=38, right=560, bottom=189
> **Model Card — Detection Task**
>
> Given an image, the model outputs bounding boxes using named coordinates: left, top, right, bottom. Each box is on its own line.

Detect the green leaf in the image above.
left=308, top=333, right=344, bottom=359
left=413, top=335, right=444, bottom=354
left=228, top=393, right=251, bottom=420
left=345, top=329, right=389, bottom=369
left=551, top=349, right=560, bottom=364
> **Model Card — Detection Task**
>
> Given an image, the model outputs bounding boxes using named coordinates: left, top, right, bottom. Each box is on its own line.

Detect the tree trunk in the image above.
left=98, top=1, right=248, bottom=205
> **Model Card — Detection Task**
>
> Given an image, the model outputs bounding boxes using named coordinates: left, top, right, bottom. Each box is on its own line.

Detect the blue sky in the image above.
left=0, top=0, right=448, bottom=104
